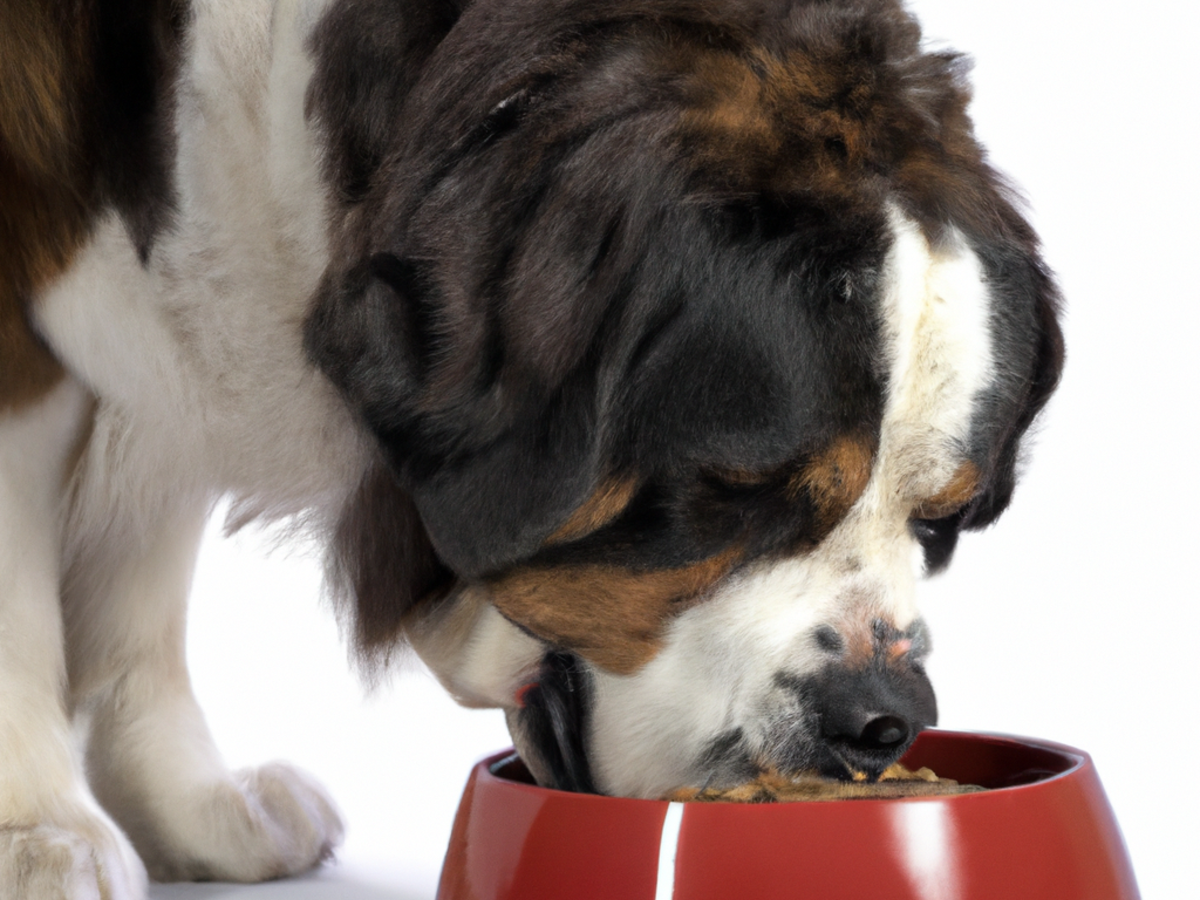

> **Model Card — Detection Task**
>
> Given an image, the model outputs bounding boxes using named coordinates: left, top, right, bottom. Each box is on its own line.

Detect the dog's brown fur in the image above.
left=0, top=3, right=86, bottom=410
left=0, top=0, right=185, bottom=412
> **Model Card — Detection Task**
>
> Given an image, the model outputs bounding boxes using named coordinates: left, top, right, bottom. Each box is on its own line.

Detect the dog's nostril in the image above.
left=859, top=714, right=909, bottom=749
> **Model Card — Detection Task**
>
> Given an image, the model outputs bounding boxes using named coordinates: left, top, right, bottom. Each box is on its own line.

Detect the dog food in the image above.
left=666, top=764, right=984, bottom=802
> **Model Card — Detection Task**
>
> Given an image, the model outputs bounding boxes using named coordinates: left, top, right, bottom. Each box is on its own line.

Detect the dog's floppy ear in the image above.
left=306, top=252, right=607, bottom=581
left=962, top=240, right=1066, bottom=532
left=326, top=459, right=454, bottom=671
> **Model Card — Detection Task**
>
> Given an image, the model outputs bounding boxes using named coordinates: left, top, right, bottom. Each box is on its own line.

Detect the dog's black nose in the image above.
left=813, top=664, right=937, bottom=779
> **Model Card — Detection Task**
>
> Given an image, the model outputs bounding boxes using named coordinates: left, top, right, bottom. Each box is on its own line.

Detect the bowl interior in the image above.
left=487, top=728, right=1084, bottom=794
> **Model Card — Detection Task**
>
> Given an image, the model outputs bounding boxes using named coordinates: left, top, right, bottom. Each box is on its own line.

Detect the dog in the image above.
left=0, top=0, right=1063, bottom=895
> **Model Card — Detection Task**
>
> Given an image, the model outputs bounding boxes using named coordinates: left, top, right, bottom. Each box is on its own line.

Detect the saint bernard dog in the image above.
left=0, top=0, right=1063, bottom=894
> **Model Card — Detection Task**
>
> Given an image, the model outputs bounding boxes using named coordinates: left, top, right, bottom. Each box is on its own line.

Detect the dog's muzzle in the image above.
left=778, top=658, right=938, bottom=780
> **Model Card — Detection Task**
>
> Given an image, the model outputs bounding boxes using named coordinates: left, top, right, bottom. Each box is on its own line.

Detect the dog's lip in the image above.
left=513, top=679, right=539, bottom=708
left=671, top=749, right=886, bottom=798
left=818, top=744, right=878, bottom=781
left=756, top=738, right=901, bottom=785
left=814, top=736, right=916, bottom=782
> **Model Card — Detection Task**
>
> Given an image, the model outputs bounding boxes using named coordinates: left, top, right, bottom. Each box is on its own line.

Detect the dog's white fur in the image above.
left=1, top=1, right=1000, bottom=894
left=0, top=378, right=150, bottom=899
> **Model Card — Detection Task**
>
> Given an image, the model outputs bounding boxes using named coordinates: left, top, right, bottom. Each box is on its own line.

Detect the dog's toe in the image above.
left=233, top=762, right=346, bottom=876
left=137, top=761, right=344, bottom=883
left=0, top=817, right=148, bottom=900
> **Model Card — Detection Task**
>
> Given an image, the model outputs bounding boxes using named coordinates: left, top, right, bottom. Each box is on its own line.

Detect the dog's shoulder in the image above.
left=1, top=0, right=185, bottom=411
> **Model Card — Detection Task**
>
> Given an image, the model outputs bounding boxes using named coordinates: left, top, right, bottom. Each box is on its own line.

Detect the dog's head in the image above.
left=305, top=0, right=1062, bottom=797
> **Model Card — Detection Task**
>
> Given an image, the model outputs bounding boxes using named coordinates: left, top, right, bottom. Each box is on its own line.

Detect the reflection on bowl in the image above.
left=437, top=730, right=1140, bottom=900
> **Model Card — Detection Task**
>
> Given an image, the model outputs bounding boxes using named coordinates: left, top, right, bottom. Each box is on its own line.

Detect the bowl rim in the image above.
left=477, top=728, right=1093, bottom=805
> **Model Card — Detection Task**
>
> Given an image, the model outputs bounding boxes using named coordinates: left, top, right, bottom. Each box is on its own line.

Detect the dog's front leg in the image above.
left=0, top=381, right=148, bottom=899
left=63, top=408, right=343, bottom=883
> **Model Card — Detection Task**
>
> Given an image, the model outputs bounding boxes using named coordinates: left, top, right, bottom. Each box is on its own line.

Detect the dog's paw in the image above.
left=140, top=762, right=344, bottom=883
left=0, top=817, right=147, bottom=900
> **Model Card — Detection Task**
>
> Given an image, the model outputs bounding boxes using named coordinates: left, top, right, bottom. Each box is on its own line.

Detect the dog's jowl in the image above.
left=0, top=0, right=1062, bottom=895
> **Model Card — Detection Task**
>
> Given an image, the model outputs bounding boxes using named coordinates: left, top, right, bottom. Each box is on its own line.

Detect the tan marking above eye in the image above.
left=487, top=548, right=740, bottom=675
left=788, top=435, right=875, bottom=527
left=546, top=476, right=640, bottom=545
left=710, top=466, right=776, bottom=488
left=913, top=461, right=980, bottom=520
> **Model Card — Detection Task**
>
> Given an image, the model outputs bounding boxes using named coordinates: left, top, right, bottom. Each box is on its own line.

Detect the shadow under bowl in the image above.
left=437, top=729, right=1139, bottom=900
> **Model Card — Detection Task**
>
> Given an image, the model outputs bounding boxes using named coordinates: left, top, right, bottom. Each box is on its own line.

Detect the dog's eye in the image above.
left=458, top=86, right=537, bottom=157
left=909, top=511, right=963, bottom=574
left=481, top=89, right=531, bottom=136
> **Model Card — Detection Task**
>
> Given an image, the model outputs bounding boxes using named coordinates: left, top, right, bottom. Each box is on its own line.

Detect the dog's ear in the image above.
left=327, top=460, right=454, bottom=672
left=963, top=247, right=1065, bottom=532
left=306, top=253, right=606, bottom=580
left=306, top=0, right=467, bottom=203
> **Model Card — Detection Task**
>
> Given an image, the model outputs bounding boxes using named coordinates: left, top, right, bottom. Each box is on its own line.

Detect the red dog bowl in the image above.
left=436, top=730, right=1139, bottom=900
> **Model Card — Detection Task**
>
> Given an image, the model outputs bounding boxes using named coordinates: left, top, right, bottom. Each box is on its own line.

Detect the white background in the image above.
left=149, top=1, right=1200, bottom=897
